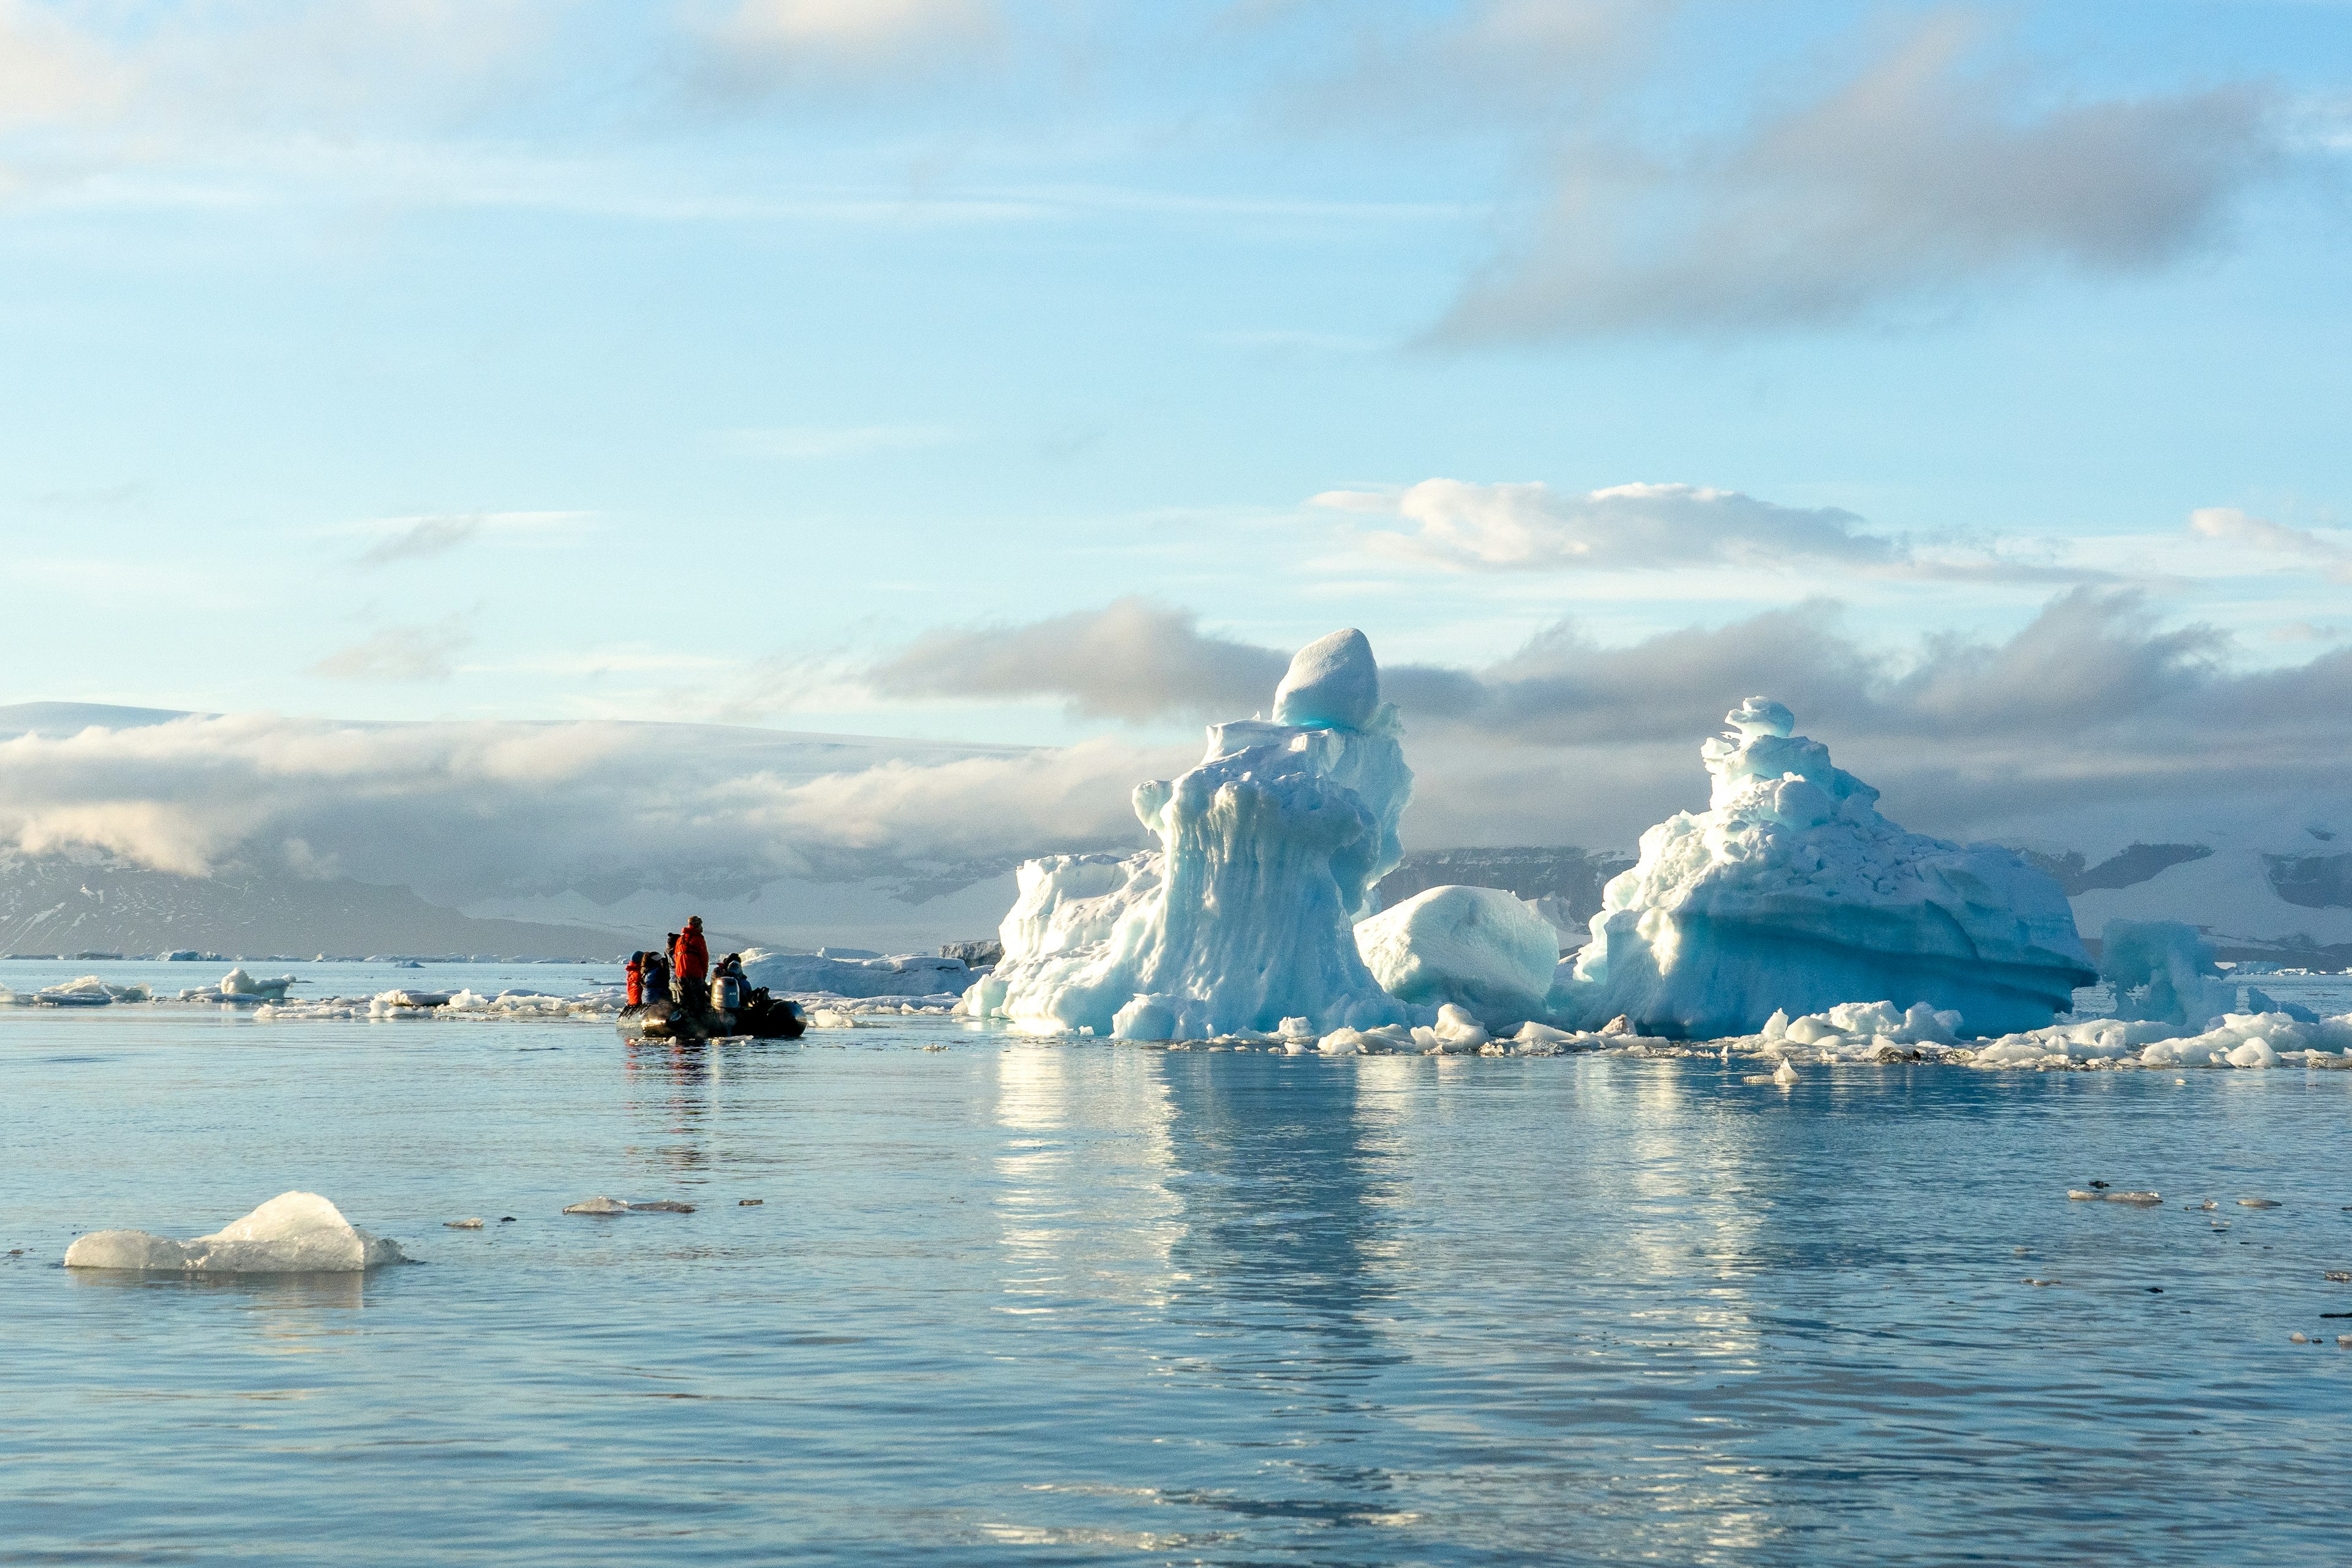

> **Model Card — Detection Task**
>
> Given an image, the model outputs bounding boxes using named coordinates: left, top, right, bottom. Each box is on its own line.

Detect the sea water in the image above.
left=4, top=979, right=2351, bottom=1565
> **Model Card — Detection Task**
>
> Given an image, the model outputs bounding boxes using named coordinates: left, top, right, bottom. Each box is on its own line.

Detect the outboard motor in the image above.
left=712, top=974, right=742, bottom=1012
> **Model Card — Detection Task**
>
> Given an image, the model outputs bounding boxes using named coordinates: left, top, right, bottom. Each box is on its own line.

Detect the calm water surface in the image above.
left=5, top=982, right=2351, bottom=1566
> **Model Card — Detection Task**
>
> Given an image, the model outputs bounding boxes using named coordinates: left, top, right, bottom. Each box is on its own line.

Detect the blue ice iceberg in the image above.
left=1556, top=698, right=2094, bottom=1038
left=960, top=630, right=1414, bottom=1039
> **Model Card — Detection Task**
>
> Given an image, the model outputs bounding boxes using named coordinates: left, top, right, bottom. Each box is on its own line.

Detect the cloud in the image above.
left=845, top=589, right=2352, bottom=854
left=0, top=709, right=1156, bottom=905
left=865, top=597, right=1288, bottom=721
left=1314, top=479, right=1902, bottom=572
left=358, top=514, right=483, bottom=565
left=2188, top=507, right=2352, bottom=581
left=1312, top=477, right=2105, bottom=582
left=1435, top=13, right=2288, bottom=342
left=311, top=620, right=472, bottom=682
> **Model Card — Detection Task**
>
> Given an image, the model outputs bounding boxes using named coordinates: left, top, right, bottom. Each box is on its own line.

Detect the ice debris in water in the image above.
left=562, top=1197, right=695, bottom=1215
left=962, top=629, right=1414, bottom=1041
left=1354, top=884, right=1560, bottom=1030
left=64, top=1192, right=406, bottom=1273
left=1555, top=698, right=2093, bottom=1039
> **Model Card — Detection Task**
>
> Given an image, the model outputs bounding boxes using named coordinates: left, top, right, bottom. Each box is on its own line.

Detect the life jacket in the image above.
left=676, top=925, right=709, bottom=984
left=625, top=954, right=643, bottom=1007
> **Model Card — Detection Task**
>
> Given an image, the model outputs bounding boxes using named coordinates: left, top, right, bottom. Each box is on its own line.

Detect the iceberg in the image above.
left=1354, top=884, right=1559, bottom=1028
left=961, top=629, right=1414, bottom=1039
left=64, top=1191, right=407, bottom=1273
left=1558, top=698, right=2095, bottom=1038
left=740, top=950, right=974, bottom=999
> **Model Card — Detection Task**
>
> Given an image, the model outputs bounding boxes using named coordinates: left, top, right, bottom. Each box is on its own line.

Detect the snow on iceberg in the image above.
left=962, top=628, right=1414, bottom=1040
left=1558, top=698, right=2095, bottom=1038
left=1355, top=884, right=1559, bottom=1028
left=64, top=1191, right=407, bottom=1273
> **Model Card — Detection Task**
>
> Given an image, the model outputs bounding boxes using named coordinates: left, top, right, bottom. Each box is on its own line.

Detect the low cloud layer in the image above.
left=6, top=589, right=2346, bottom=913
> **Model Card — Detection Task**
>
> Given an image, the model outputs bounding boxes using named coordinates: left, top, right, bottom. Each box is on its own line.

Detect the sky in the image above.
left=1, top=0, right=2350, bottom=891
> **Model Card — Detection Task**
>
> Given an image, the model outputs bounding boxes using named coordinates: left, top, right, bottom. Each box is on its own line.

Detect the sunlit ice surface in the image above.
left=6, top=984, right=2352, bottom=1564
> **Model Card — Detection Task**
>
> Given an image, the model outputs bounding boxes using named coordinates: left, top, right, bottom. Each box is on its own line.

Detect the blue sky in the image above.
left=3, top=0, right=2348, bottom=758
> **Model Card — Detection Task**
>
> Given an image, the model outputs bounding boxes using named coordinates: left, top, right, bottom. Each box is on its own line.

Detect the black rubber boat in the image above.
left=619, top=992, right=805, bottom=1042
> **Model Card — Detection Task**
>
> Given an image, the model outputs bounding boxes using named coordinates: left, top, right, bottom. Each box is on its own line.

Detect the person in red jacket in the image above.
left=625, top=952, right=643, bottom=1008
left=675, top=916, right=710, bottom=993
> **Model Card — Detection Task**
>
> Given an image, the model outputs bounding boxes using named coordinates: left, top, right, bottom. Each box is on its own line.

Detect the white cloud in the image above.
left=311, top=620, right=473, bottom=682
left=1313, top=478, right=1902, bottom=573
left=2188, top=507, right=2352, bottom=581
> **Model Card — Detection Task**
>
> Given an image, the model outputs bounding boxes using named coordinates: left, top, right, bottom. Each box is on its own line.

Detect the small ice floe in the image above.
left=2106, top=1191, right=2163, bottom=1205
left=2068, top=1190, right=2101, bottom=1201
left=561, top=1196, right=693, bottom=1215
left=2190, top=1200, right=2218, bottom=1210
left=2290, top=1332, right=2310, bottom=1344
left=2324, top=1270, right=2350, bottom=1283
left=739, top=1199, right=764, bottom=1207
left=2022, top=1277, right=2062, bottom=1287
left=17, top=974, right=154, bottom=1007
left=1773, top=1058, right=1798, bottom=1086
left=2239, top=1198, right=2282, bottom=1209
left=64, top=1192, right=405, bottom=1273
left=445, top=1218, right=484, bottom=1229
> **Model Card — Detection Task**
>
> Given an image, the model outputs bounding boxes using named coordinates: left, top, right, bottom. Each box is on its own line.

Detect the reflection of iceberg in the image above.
left=962, top=630, right=1412, bottom=1039
left=1559, top=698, right=2094, bottom=1038
left=64, top=1192, right=407, bottom=1273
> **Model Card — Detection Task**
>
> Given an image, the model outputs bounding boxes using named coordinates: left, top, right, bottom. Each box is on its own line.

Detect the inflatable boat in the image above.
left=618, top=991, right=805, bottom=1042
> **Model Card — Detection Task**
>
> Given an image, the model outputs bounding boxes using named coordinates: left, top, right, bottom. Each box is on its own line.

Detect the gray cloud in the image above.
left=685, top=0, right=1003, bottom=99
left=1436, top=14, right=2288, bottom=342
left=357, top=514, right=483, bottom=565
left=865, top=597, right=1289, bottom=722
left=849, top=589, right=2352, bottom=854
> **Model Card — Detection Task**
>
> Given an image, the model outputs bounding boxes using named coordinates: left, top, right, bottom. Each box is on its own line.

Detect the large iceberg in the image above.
left=64, top=1191, right=408, bottom=1273
left=960, top=629, right=1414, bottom=1039
left=1355, top=884, right=1560, bottom=1028
left=1558, top=698, right=2095, bottom=1038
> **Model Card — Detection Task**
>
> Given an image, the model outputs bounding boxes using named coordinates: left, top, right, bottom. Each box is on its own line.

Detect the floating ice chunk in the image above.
left=1430, top=1003, right=1490, bottom=1053
left=446, top=1218, right=484, bottom=1229
left=1556, top=700, right=2092, bottom=1038
left=964, top=631, right=1413, bottom=1041
left=1772, top=1058, right=1798, bottom=1085
left=1512, top=1020, right=1579, bottom=1053
left=1317, top=1028, right=1365, bottom=1055
left=2226, top=1038, right=2279, bottom=1069
left=219, top=968, right=293, bottom=1001
left=1354, top=884, right=1559, bottom=1029
left=64, top=1192, right=405, bottom=1273
left=562, top=1196, right=629, bottom=1215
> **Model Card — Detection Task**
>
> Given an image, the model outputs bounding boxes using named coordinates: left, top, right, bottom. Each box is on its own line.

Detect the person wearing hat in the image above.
left=675, top=915, right=710, bottom=997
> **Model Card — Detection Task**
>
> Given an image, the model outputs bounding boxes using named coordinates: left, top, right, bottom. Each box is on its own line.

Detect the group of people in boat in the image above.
left=622, top=914, right=802, bottom=1039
